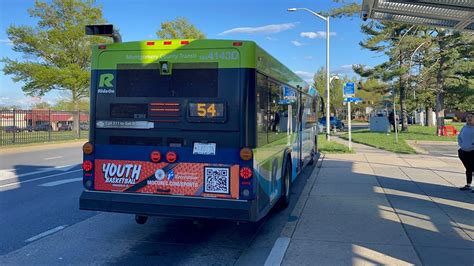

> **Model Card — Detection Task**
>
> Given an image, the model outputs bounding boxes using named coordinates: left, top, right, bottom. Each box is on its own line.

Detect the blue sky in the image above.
left=0, top=0, right=385, bottom=107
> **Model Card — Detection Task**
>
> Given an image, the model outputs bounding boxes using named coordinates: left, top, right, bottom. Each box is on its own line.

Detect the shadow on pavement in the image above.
left=283, top=158, right=474, bottom=265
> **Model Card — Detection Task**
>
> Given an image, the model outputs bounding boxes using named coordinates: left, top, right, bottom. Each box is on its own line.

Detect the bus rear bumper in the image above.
left=79, top=190, right=258, bottom=221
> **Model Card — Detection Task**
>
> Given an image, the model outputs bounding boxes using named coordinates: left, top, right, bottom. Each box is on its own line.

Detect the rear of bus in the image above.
left=79, top=40, right=258, bottom=221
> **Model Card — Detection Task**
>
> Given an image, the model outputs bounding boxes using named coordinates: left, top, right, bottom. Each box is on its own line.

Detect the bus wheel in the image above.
left=135, top=215, right=148, bottom=225
left=278, top=162, right=291, bottom=209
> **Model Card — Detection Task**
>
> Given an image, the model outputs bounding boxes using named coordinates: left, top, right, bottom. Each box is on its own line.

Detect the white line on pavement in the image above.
left=0, top=169, right=82, bottom=188
left=44, top=156, right=63, bottom=160
left=39, top=177, right=82, bottom=187
left=25, top=225, right=68, bottom=243
left=264, top=237, right=291, bottom=266
left=0, top=164, right=79, bottom=181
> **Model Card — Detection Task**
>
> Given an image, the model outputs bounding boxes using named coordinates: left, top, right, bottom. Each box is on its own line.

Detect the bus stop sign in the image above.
left=343, top=82, right=355, bottom=98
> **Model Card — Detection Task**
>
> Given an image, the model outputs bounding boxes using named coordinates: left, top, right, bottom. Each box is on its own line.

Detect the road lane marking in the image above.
left=0, top=169, right=82, bottom=189
left=264, top=237, right=291, bottom=266
left=39, top=177, right=82, bottom=187
left=25, top=225, right=67, bottom=243
left=0, top=164, right=79, bottom=181
left=45, top=156, right=63, bottom=160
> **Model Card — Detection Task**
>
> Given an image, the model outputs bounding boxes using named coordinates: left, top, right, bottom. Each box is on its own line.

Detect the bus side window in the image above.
left=268, top=80, right=285, bottom=143
left=256, top=73, right=268, bottom=147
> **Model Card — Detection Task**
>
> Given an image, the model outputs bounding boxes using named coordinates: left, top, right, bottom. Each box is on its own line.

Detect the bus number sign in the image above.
left=189, top=103, right=224, bottom=119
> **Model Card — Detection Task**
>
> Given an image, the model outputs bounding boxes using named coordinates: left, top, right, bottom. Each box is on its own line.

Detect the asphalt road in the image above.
left=0, top=143, right=315, bottom=265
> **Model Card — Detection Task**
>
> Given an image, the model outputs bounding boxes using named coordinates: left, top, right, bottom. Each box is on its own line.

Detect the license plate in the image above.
left=193, top=142, right=216, bottom=155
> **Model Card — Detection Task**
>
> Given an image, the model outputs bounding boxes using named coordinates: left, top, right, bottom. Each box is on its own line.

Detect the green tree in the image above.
left=156, top=17, right=206, bottom=39
left=32, top=102, right=52, bottom=109
left=2, top=0, right=108, bottom=132
left=418, top=30, right=474, bottom=128
left=353, top=22, right=429, bottom=131
left=1, top=0, right=108, bottom=110
left=53, top=98, right=89, bottom=111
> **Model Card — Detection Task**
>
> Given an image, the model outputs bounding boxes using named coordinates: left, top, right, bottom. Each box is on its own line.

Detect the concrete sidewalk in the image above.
left=278, top=141, right=474, bottom=265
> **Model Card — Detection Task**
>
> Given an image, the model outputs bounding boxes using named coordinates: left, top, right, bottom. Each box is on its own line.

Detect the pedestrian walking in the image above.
left=458, top=112, right=474, bottom=192
left=388, top=111, right=396, bottom=132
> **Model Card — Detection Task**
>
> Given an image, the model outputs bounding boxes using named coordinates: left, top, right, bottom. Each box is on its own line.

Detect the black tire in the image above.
left=135, top=215, right=148, bottom=225
left=278, top=161, right=291, bottom=209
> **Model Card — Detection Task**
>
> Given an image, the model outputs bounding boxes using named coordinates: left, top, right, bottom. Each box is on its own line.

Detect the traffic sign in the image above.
left=344, top=97, right=362, bottom=103
left=343, top=82, right=355, bottom=98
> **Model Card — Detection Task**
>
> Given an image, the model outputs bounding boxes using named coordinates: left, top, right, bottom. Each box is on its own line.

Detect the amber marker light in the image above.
left=240, top=148, right=253, bottom=161
left=82, top=142, right=94, bottom=155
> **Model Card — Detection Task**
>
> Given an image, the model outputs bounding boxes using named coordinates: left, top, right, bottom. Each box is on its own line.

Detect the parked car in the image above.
left=4, top=126, right=21, bottom=133
left=58, top=124, right=72, bottom=131
left=22, top=125, right=34, bottom=132
left=319, top=116, right=345, bottom=130
left=34, top=124, right=52, bottom=131
left=80, top=123, right=89, bottom=130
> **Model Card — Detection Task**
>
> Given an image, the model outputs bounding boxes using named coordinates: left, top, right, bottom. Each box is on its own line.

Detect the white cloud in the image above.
left=218, top=23, right=297, bottom=36
left=304, top=55, right=314, bottom=60
left=291, top=40, right=303, bottom=46
left=300, top=31, right=336, bottom=39
left=0, top=39, right=13, bottom=46
left=266, top=36, right=277, bottom=41
left=295, top=71, right=314, bottom=80
left=333, top=64, right=355, bottom=74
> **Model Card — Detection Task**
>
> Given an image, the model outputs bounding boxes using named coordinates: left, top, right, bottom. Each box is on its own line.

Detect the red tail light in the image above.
left=180, top=40, right=189, bottom=45
left=98, top=45, right=107, bottom=50
left=164, top=41, right=172, bottom=45
left=240, top=167, right=252, bottom=179
left=146, top=41, right=155, bottom=45
left=233, top=42, right=243, bottom=46
left=150, top=151, right=161, bottom=163
left=83, top=160, right=93, bottom=172
left=166, top=151, right=177, bottom=163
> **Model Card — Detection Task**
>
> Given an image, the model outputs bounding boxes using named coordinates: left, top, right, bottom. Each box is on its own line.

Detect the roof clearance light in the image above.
left=146, top=41, right=155, bottom=45
left=180, top=40, right=189, bottom=45
left=83, top=160, right=94, bottom=172
left=233, top=42, right=243, bottom=46
left=164, top=41, right=172, bottom=45
left=240, top=167, right=253, bottom=179
left=166, top=151, right=177, bottom=163
left=150, top=151, right=161, bottom=163
left=98, top=45, right=107, bottom=50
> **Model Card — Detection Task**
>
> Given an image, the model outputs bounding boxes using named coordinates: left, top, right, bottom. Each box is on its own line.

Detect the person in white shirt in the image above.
left=458, top=113, right=474, bottom=192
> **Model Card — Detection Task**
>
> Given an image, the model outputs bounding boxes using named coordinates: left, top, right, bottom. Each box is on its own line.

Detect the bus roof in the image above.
left=91, top=39, right=311, bottom=93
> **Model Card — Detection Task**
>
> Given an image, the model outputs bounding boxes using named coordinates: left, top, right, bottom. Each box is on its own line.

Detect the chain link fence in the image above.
left=0, top=109, right=89, bottom=146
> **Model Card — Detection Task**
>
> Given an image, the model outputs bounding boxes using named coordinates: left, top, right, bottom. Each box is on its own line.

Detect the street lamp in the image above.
left=288, top=7, right=331, bottom=140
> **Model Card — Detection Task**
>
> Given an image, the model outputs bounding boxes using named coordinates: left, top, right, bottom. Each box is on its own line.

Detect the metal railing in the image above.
left=0, top=109, right=89, bottom=146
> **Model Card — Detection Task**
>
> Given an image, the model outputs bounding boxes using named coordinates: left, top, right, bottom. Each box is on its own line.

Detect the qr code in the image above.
left=204, top=167, right=229, bottom=194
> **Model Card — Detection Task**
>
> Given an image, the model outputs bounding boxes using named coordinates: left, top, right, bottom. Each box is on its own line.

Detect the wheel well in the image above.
left=282, top=151, right=292, bottom=181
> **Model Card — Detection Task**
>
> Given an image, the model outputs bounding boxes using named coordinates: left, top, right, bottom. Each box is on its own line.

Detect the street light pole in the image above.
left=288, top=7, right=331, bottom=140
left=326, top=17, right=331, bottom=140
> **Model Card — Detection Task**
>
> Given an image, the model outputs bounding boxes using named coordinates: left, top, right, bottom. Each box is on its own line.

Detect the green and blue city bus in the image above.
left=80, top=26, right=321, bottom=223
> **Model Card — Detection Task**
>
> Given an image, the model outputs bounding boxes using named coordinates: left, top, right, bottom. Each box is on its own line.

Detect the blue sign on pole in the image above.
left=344, top=97, right=362, bottom=103
left=343, top=82, right=355, bottom=97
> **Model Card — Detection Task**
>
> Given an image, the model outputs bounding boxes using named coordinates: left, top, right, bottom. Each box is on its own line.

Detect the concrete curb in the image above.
left=265, top=154, right=325, bottom=265
left=404, top=140, right=429, bottom=154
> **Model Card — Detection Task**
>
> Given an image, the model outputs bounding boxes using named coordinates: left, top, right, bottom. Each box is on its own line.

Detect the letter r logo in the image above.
left=99, top=74, right=114, bottom=88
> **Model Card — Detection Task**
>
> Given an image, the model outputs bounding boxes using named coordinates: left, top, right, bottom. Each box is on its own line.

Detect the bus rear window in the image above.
left=116, top=63, right=218, bottom=97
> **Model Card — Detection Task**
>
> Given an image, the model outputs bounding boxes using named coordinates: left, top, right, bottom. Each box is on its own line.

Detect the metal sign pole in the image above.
left=348, top=101, right=352, bottom=150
